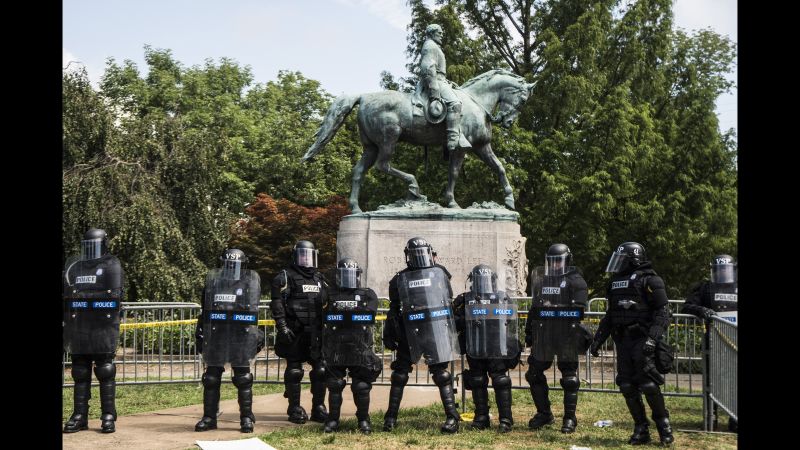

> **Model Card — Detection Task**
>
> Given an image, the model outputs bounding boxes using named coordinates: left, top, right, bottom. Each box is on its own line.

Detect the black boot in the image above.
left=63, top=378, right=90, bottom=433
left=324, top=377, right=345, bottom=433
left=561, top=389, right=578, bottom=433
left=644, top=391, right=674, bottom=445
left=469, top=386, right=490, bottom=430
left=233, top=372, right=255, bottom=433
left=352, top=379, right=373, bottom=435
left=285, top=383, right=307, bottom=424
left=527, top=384, right=553, bottom=429
left=96, top=362, right=117, bottom=433
left=309, top=366, right=328, bottom=423
left=433, top=369, right=459, bottom=434
left=493, top=374, right=514, bottom=433
left=196, top=371, right=221, bottom=431
left=383, top=371, right=408, bottom=431
left=624, top=394, right=650, bottom=445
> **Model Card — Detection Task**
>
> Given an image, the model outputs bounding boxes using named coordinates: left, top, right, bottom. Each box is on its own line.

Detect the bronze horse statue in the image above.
left=302, top=69, right=534, bottom=213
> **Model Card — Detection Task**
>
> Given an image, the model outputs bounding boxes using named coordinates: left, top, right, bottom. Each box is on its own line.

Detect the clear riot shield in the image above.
left=398, top=267, right=461, bottom=365
left=202, top=269, right=261, bottom=367
left=464, top=291, right=519, bottom=359
left=322, top=289, right=379, bottom=367
left=528, top=266, right=585, bottom=362
left=63, top=255, right=122, bottom=354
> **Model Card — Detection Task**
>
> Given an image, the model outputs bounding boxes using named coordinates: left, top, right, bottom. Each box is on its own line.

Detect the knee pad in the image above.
left=638, top=380, right=660, bottom=396
left=232, top=372, right=253, bottom=388
left=526, top=369, right=546, bottom=386
left=491, top=374, right=512, bottom=390
left=93, top=361, right=116, bottom=381
left=432, top=369, right=452, bottom=387
left=391, top=370, right=409, bottom=387
left=618, top=380, right=637, bottom=397
left=310, top=365, right=326, bottom=383
left=351, top=379, right=371, bottom=394
left=285, top=367, right=304, bottom=384
left=326, top=377, right=346, bottom=392
left=202, top=371, right=222, bottom=389
left=72, top=361, right=92, bottom=383
left=560, top=376, right=580, bottom=391
left=470, top=372, right=489, bottom=389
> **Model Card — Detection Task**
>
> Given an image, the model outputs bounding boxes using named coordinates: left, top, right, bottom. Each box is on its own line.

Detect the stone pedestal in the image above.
left=336, top=200, right=528, bottom=298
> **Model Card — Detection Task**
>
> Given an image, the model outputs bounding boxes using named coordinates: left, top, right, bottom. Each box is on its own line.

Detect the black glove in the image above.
left=590, top=340, right=601, bottom=357
left=643, top=337, right=656, bottom=356
left=525, top=333, right=532, bottom=347
left=701, top=307, right=718, bottom=320
left=276, top=319, right=295, bottom=342
left=642, top=355, right=665, bottom=384
left=383, top=316, right=400, bottom=350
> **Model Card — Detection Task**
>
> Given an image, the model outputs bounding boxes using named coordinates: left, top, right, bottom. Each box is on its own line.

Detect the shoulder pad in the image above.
left=646, top=275, right=665, bottom=291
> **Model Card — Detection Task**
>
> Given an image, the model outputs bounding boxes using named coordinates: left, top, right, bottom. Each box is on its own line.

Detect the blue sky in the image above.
left=63, top=0, right=736, bottom=132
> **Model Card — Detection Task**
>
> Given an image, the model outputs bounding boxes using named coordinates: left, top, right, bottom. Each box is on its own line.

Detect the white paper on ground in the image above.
left=196, top=437, right=277, bottom=450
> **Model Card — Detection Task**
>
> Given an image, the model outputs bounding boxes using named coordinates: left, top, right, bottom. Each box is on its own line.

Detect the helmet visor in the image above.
left=407, top=247, right=433, bottom=268
left=711, top=263, right=736, bottom=283
left=472, top=272, right=494, bottom=294
left=80, top=238, right=103, bottom=261
left=295, top=248, right=318, bottom=268
left=605, top=252, right=628, bottom=273
left=222, top=260, right=242, bottom=280
left=337, top=267, right=361, bottom=289
left=545, top=254, right=569, bottom=276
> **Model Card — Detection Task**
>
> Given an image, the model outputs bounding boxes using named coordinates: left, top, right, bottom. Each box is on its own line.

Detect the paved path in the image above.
left=63, top=385, right=442, bottom=450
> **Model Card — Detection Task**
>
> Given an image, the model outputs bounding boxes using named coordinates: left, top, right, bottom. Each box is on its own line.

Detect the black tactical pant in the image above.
left=202, top=365, right=254, bottom=421
left=70, top=353, right=116, bottom=420
left=525, top=353, right=579, bottom=420
left=464, top=356, right=515, bottom=426
left=326, top=365, right=378, bottom=423
left=279, top=330, right=326, bottom=418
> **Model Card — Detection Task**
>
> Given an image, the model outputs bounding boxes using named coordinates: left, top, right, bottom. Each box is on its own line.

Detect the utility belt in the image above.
left=613, top=323, right=647, bottom=338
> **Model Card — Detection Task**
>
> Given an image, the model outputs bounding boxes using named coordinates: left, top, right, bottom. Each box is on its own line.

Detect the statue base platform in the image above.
left=336, top=200, right=528, bottom=298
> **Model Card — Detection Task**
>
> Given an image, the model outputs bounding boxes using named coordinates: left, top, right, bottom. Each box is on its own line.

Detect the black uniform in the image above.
left=682, top=278, right=738, bottom=432
left=194, top=258, right=263, bottom=433
left=321, top=285, right=382, bottom=434
left=63, top=253, right=124, bottom=434
left=383, top=263, right=460, bottom=433
left=271, top=265, right=328, bottom=423
left=592, top=261, right=673, bottom=445
left=525, top=268, right=588, bottom=432
left=453, top=290, right=520, bottom=432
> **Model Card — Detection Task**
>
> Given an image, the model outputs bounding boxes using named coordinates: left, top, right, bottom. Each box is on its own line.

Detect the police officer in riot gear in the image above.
left=63, top=228, right=124, bottom=433
left=383, top=237, right=461, bottom=433
left=271, top=240, right=328, bottom=424
left=590, top=242, right=674, bottom=445
left=453, top=264, right=520, bottom=432
left=321, top=258, right=382, bottom=434
left=681, top=254, right=737, bottom=432
left=194, top=248, right=264, bottom=433
left=525, top=244, right=589, bottom=433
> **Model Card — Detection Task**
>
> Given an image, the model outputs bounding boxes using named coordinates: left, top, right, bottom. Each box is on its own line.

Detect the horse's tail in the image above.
left=302, top=95, right=360, bottom=162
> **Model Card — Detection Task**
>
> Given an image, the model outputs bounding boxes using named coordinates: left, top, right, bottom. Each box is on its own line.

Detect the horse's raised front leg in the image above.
left=444, top=148, right=467, bottom=208
left=374, top=143, right=422, bottom=201
left=349, top=144, right=379, bottom=213
left=473, top=143, right=515, bottom=210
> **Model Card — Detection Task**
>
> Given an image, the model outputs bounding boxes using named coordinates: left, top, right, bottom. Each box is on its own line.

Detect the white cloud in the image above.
left=63, top=48, right=102, bottom=89
left=334, top=0, right=410, bottom=31
left=673, top=0, right=737, bottom=41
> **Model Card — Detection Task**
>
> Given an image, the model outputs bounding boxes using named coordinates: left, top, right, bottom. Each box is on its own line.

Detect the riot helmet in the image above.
left=710, top=254, right=737, bottom=283
left=404, top=237, right=434, bottom=269
left=545, top=243, right=572, bottom=276
left=469, top=264, right=497, bottom=295
left=605, top=242, right=647, bottom=273
left=336, top=257, right=362, bottom=289
left=220, top=248, right=247, bottom=280
left=292, top=240, right=318, bottom=268
left=80, top=228, right=108, bottom=261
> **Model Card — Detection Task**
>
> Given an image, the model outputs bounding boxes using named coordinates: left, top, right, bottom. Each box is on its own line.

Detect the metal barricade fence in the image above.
left=704, top=315, right=737, bottom=430
left=64, top=299, right=706, bottom=397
